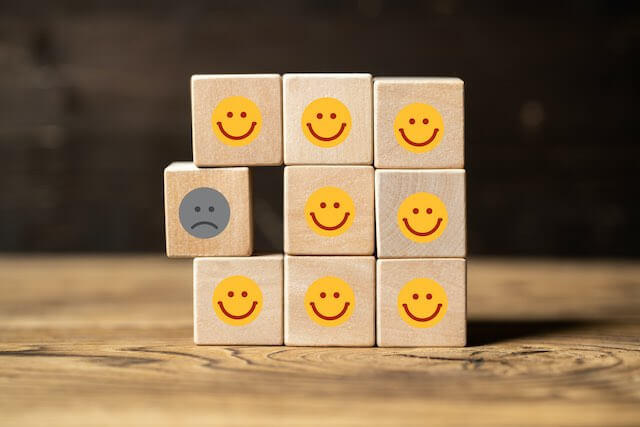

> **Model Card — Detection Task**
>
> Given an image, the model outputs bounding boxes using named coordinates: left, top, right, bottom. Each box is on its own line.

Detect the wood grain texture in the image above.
left=191, top=74, right=283, bottom=166
left=374, top=77, right=464, bottom=168
left=193, top=255, right=283, bottom=345
left=377, top=258, right=466, bottom=347
left=376, top=169, right=466, bottom=258
left=0, top=255, right=639, bottom=426
left=164, top=162, right=252, bottom=257
left=284, top=166, right=374, bottom=255
left=284, top=255, right=375, bottom=346
left=283, top=73, right=373, bottom=165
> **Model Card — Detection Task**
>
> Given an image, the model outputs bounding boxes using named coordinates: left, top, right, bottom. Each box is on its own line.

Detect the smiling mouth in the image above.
left=191, top=221, right=218, bottom=230
left=217, top=301, right=258, bottom=320
left=309, top=212, right=350, bottom=231
left=399, top=128, right=439, bottom=147
left=309, top=302, right=350, bottom=321
left=216, top=121, right=257, bottom=140
left=402, top=217, right=442, bottom=237
left=306, top=122, right=347, bottom=142
left=402, top=303, right=442, bottom=322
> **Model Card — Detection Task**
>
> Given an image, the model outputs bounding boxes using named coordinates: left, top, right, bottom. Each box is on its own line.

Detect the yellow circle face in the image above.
left=304, top=276, right=355, bottom=327
left=393, top=103, right=444, bottom=153
left=304, top=186, right=355, bottom=237
left=301, top=97, right=352, bottom=148
left=397, top=192, right=448, bottom=243
left=212, top=275, right=263, bottom=326
left=397, top=278, right=448, bottom=328
left=211, top=96, right=262, bottom=146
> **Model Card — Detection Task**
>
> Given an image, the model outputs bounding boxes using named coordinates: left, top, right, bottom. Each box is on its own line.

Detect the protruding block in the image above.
left=194, top=255, right=283, bottom=345
left=377, top=258, right=466, bottom=347
left=284, top=256, right=375, bottom=346
left=375, top=169, right=466, bottom=258
left=191, top=74, right=282, bottom=166
left=284, top=166, right=374, bottom=255
left=283, top=73, right=372, bottom=165
left=374, top=77, right=464, bottom=169
left=164, top=162, right=252, bottom=257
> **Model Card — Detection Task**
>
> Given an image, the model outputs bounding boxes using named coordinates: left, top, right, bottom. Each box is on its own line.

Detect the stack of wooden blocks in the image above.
left=164, top=73, right=465, bottom=347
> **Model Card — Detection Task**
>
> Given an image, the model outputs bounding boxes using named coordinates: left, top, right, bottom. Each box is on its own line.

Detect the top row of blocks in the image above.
left=191, top=74, right=464, bottom=168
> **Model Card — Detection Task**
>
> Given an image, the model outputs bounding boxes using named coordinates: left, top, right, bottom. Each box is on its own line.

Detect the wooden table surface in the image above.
left=1, top=256, right=638, bottom=426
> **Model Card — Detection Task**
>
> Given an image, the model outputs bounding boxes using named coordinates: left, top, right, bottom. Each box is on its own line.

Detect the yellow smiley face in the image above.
left=212, top=275, right=263, bottom=326
left=397, top=192, right=448, bottom=243
left=394, top=103, right=444, bottom=153
left=211, top=96, right=262, bottom=146
left=397, top=278, right=448, bottom=328
left=304, top=276, right=355, bottom=326
left=301, top=97, right=352, bottom=148
left=304, top=186, right=355, bottom=237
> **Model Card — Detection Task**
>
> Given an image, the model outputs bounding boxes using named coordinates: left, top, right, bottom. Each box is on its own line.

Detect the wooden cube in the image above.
left=194, top=255, right=283, bottom=345
left=374, top=77, right=464, bottom=169
left=284, top=255, right=375, bottom=346
left=375, top=169, right=466, bottom=258
left=283, top=73, right=372, bottom=165
left=191, top=74, right=282, bottom=166
left=164, top=162, right=252, bottom=257
left=377, top=258, right=466, bottom=347
left=284, top=166, right=374, bottom=255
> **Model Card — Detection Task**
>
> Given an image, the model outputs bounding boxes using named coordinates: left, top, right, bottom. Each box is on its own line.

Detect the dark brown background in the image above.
left=1, top=0, right=638, bottom=255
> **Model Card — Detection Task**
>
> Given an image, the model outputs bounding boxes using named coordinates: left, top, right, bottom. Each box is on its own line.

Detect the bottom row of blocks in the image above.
left=194, top=255, right=466, bottom=347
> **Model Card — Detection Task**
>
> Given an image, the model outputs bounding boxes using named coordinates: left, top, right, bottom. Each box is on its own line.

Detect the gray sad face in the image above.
left=179, top=187, right=230, bottom=239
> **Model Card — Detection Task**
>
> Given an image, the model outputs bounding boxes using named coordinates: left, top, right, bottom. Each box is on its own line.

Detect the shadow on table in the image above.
left=467, top=320, right=590, bottom=346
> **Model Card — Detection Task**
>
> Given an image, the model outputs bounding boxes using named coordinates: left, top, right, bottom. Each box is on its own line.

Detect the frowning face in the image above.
left=397, top=192, right=448, bottom=243
left=179, top=187, right=231, bottom=239
left=301, top=97, right=352, bottom=148
left=397, top=278, right=448, bottom=328
left=304, top=276, right=355, bottom=326
left=211, top=96, right=262, bottom=146
left=394, top=103, right=444, bottom=153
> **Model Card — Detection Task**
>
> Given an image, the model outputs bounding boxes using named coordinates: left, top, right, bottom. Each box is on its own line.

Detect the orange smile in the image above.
left=309, top=302, right=350, bottom=321
left=217, top=301, right=258, bottom=320
left=402, top=303, right=442, bottom=322
left=306, top=122, right=347, bottom=142
left=216, top=121, right=257, bottom=140
left=399, top=128, right=439, bottom=147
left=402, top=217, right=443, bottom=237
left=310, top=212, right=350, bottom=231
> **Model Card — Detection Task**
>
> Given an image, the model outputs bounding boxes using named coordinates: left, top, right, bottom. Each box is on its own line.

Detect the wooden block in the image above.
left=374, top=77, right=464, bottom=169
left=283, top=73, right=372, bottom=165
left=375, top=169, right=466, bottom=258
left=377, top=258, right=466, bottom=347
left=194, top=255, right=283, bottom=345
left=284, top=166, right=374, bottom=255
left=284, top=255, right=375, bottom=346
left=164, top=162, right=252, bottom=257
left=191, top=74, right=282, bottom=166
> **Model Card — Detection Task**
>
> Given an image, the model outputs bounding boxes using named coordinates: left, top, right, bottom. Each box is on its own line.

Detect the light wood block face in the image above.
left=374, top=77, right=464, bottom=169
left=375, top=169, right=466, bottom=258
left=284, top=256, right=375, bottom=346
left=194, top=255, right=283, bottom=345
left=283, top=73, right=373, bottom=165
left=284, top=166, right=374, bottom=255
left=377, top=258, right=466, bottom=347
left=191, top=74, right=282, bottom=166
left=164, top=162, right=252, bottom=257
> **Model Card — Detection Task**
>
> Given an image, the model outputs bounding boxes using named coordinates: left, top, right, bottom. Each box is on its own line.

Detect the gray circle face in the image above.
left=179, top=187, right=230, bottom=239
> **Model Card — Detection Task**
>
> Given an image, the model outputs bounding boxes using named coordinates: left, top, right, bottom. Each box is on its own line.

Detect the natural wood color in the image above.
left=284, top=255, right=375, bottom=346
left=284, top=166, right=374, bottom=255
left=283, top=73, right=373, bottom=165
left=164, top=162, right=253, bottom=257
left=374, top=77, right=464, bottom=169
left=376, top=169, right=466, bottom=258
left=193, top=255, right=283, bottom=345
left=1, top=255, right=639, bottom=426
left=191, top=74, right=283, bottom=166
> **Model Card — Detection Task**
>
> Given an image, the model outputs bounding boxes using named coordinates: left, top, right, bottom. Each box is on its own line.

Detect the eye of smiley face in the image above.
left=212, top=275, right=263, bottom=326
left=304, top=276, right=355, bottom=327
left=301, top=97, right=352, bottom=148
left=211, top=96, right=262, bottom=147
left=397, top=278, right=448, bottom=328
left=394, top=103, right=444, bottom=154
left=304, top=186, right=356, bottom=237
left=397, top=192, right=448, bottom=243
